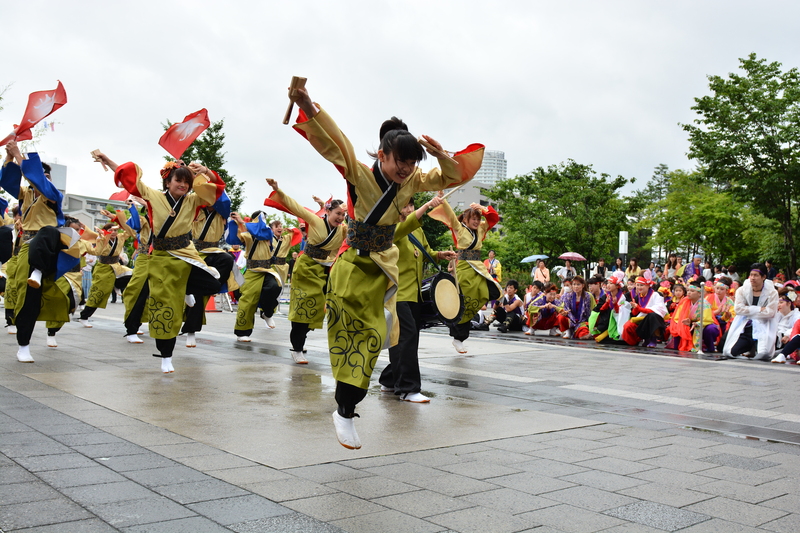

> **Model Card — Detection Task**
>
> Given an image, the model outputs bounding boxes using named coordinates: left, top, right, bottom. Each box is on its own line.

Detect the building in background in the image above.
left=63, top=194, right=129, bottom=230
left=473, top=150, right=507, bottom=186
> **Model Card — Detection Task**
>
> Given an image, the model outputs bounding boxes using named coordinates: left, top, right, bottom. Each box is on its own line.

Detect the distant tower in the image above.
left=473, top=150, right=507, bottom=186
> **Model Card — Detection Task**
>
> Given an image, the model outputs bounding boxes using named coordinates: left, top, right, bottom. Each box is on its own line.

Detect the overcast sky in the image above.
left=2, top=1, right=798, bottom=215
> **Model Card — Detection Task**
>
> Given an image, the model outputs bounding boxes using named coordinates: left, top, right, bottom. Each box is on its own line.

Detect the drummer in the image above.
left=378, top=192, right=455, bottom=402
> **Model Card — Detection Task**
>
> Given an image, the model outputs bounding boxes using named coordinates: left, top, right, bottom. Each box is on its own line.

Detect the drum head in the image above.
left=434, top=278, right=461, bottom=320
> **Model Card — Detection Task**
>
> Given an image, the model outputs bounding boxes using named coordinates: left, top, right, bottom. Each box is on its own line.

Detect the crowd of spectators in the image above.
left=479, top=253, right=798, bottom=365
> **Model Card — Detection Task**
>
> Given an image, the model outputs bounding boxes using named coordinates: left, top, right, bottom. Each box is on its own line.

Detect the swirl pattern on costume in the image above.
left=235, top=309, right=249, bottom=329
left=290, top=287, right=319, bottom=321
left=327, top=296, right=381, bottom=381
left=147, top=297, right=175, bottom=336
left=86, top=283, right=107, bottom=308
left=461, top=293, right=483, bottom=323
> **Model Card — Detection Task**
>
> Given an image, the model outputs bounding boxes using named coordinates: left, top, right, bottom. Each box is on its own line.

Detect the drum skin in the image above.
left=419, top=271, right=465, bottom=328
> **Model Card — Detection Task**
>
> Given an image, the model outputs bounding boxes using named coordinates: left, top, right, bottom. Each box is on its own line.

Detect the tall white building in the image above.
left=473, top=150, right=507, bottom=186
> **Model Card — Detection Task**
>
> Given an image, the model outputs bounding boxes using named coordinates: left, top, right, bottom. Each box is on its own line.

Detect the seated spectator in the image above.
left=771, top=310, right=800, bottom=364
left=531, top=259, right=550, bottom=284
left=765, top=260, right=778, bottom=281
left=775, top=291, right=800, bottom=351
left=674, top=256, right=686, bottom=278
left=589, top=271, right=629, bottom=343
left=624, top=277, right=635, bottom=300
left=587, top=275, right=605, bottom=304
left=622, top=276, right=668, bottom=347
left=526, top=283, right=562, bottom=336
left=557, top=276, right=593, bottom=340
left=702, top=261, right=713, bottom=280
left=666, top=283, right=686, bottom=315
left=683, top=254, right=703, bottom=281
left=727, top=264, right=740, bottom=283
left=668, top=282, right=720, bottom=352
left=560, top=276, right=574, bottom=298
left=654, top=267, right=664, bottom=284
left=591, top=258, right=609, bottom=279
left=484, top=250, right=502, bottom=283
left=722, top=263, right=779, bottom=360
left=524, top=281, right=544, bottom=307
left=612, top=257, right=624, bottom=272
left=625, top=258, right=642, bottom=279
left=712, top=265, right=725, bottom=280
left=665, top=253, right=679, bottom=278
left=494, top=280, right=523, bottom=333
left=706, top=278, right=735, bottom=337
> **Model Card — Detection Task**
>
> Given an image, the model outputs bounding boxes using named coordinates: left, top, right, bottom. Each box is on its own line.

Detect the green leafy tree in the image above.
left=484, top=160, right=633, bottom=269
left=682, top=53, right=800, bottom=271
left=164, top=119, right=245, bottom=212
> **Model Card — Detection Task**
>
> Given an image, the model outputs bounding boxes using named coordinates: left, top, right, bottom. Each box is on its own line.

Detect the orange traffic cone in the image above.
left=205, top=295, right=221, bottom=313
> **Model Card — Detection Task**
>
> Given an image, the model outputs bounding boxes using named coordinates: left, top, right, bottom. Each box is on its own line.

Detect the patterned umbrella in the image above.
left=558, top=252, right=586, bottom=261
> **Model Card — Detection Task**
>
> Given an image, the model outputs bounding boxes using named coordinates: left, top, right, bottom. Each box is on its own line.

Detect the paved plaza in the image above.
left=3, top=299, right=800, bottom=532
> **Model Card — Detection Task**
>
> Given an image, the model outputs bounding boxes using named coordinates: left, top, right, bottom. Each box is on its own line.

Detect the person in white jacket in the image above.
left=774, top=293, right=800, bottom=351
left=723, top=264, right=780, bottom=361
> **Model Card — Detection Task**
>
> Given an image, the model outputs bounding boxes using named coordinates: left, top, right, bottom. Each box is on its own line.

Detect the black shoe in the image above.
left=497, top=324, right=508, bottom=333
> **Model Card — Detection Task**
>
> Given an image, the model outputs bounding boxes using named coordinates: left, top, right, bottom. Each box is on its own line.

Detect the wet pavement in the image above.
left=3, top=298, right=800, bottom=532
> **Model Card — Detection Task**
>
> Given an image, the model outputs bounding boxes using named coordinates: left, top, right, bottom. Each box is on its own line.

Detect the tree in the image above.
left=682, top=53, right=800, bottom=271
left=164, top=119, right=245, bottom=212
left=484, top=160, right=633, bottom=268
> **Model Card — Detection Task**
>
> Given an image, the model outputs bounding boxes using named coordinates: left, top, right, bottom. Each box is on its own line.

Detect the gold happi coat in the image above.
left=294, top=107, right=484, bottom=389
left=271, top=189, right=347, bottom=266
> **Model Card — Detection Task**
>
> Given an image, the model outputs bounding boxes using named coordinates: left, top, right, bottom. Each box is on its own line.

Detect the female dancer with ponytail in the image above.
left=92, top=153, right=224, bottom=373
left=263, top=178, right=347, bottom=364
left=289, top=85, right=484, bottom=449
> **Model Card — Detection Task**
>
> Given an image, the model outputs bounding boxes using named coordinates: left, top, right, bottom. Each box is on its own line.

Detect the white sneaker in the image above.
left=47, top=336, right=57, bottom=348
left=185, top=295, right=196, bottom=308
left=27, top=268, right=43, bottom=289
left=8, top=325, right=16, bottom=335
left=137, top=330, right=144, bottom=335
left=380, top=385, right=394, bottom=393
left=161, top=357, right=174, bottom=373
left=126, top=334, right=143, bottom=344
left=237, top=336, right=251, bottom=342
left=17, top=345, right=34, bottom=363
left=186, top=333, right=196, bottom=348
left=290, top=350, right=308, bottom=364
left=549, top=327, right=560, bottom=336
left=79, top=319, right=92, bottom=328
left=562, top=329, right=571, bottom=339
left=264, top=315, right=276, bottom=329
left=332, top=411, right=361, bottom=449
left=452, top=339, right=467, bottom=354
left=400, top=392, right=430, bottom=403
left=772, top=353, right=787, bottom=364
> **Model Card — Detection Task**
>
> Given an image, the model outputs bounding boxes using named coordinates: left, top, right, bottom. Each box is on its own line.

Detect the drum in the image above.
left=419, top=271, right=464, bottom=328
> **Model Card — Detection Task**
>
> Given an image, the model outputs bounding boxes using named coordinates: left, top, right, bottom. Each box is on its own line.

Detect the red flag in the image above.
left=0, top=81, right=67, bottom=146
left=158, top=109, right=210, bottom=159
left=109, top=190, right=130, bottom=202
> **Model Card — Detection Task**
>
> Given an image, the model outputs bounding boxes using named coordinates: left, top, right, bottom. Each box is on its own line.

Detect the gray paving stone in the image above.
left=1, top=441, right=74, bottom=458
left=693, top=479, right=789, bottom=504
left=590, top=444, right=666, bottom=462
left=329, top=509, right=439, bottom=533
left=560, top=470, right=648, bottom=492
left=365, top=462, right=451, bottom=484
left=0, top=497, right=95, bottom=530
left=410, top=472, right=500, bottom=497
left=701, top=452, right=781, bottom=471
left=631, top=467, right=716, bottom=489
left=283, top=492, right=387, bottom=521
left=574, top=456, right=656, bottom=476
left=677, top=517, right=763, bottom=532
left=436, top=460, right=522, bottom=480
left=326, top=475, right=420, bottom=499
left=208, top=464, right=292, bottom=485
left=599, top=522, right=665, bottom=533
left=0, top=481, right=63, bottom=505
left=61, top=481, right=157, bottom=506
left=527, top=446, right=601, bottom=464
left=148, top=442, right=223, bottom=459
left=517, top=503, right=625, bottom=532
left=490, top=471, right=575, bottom=495
left=124, top=464, right=213, bottom=487
left=618, top=482, right=713, bottom=508
left=51, top=431, right=126, bottom=447
left=455, top=448, right=545, bottom=465
left=13, top=452, right=99, bottom=472
left=761, top=512, right=800, bottom=533
left=513, top=458, right=589, bottom=478
left=371, top=489, right=473, bottom=518
left=762, top=493, right=800, bottom=513
left=178, top=453, right=258, bottom=471
left=701, top=442, right=777, bottom=458
left=394, top=448, right=468, bottom=467
left=684, top=496, right=789, bottom=527
left=640, top=454, right=718, bottom=473
left=95, top=452, right=180, bottom=472
left=245, top=477, right=338, bottom=502
left=286, top=462, right=375, bottom=483
left=460, top=487, right=559, bottom=514
left=698, top=465, right=785, bottom=486
left=148, top=479, right=250, bottom=504
left=71, top=441, right=149, bottom=458
left=230, top=513, right=350, bottom=533
left=545, top=485, right=639, bottom=512
left=604, top=500, right=710, bottom=531
left=121, top=515, right=233, bottom=532
left=12, top=517, right=119, bottom=532
left=337, top=455, right=405, bottom=469
left=187, top=494, right=292, bottom=525
left=89, top=496, right=197, bottom=528
left=37, top=465, right=128, bottom=488
left=427, top=505, right=537, bottom=533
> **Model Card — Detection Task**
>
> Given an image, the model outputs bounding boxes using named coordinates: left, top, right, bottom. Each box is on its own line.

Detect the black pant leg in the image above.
left=27, top=226, right=62, bottom=275
left=449, top=321, right=471, bottom=342
left=186, top=264, right=222, bottom=297
left=80, top=306, right=97, bottom=320
left=290, top=322, right=311, bottom=352
left=154, top=337, right=176, bottom=358
left=386, top=301, right=423, bottom=394
left=258, top=274, right=282, bottom=318
left=780, top=335, right=800, bottom=356
left=335, top=381, right=368, bottom=417
left=731, top=323, right=755, bottom=356
left=182, top=299, right=205, bottom=334
left=124, top=281, right=149, bottom=335
left=16, top=285, right=42, bottom=346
